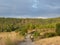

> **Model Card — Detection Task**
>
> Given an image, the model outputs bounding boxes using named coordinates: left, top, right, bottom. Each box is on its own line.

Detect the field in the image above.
left=35, top=36, right=60, bottom=45
left=0, top=17, right=60, bottom=45
left=0, top=32, right=24, bottom=45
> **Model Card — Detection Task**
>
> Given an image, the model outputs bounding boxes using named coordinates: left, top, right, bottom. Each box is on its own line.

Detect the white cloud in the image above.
left=36, top=17, right=48, bottom=19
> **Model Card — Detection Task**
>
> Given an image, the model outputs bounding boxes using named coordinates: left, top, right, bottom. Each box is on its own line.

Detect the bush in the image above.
left=19, top=25, right=28, bottom=36
left=44, top=32, right=56, bottom=38
left=27, top=24, right=36, bottom=30
left=32, top=31, right=40, bottom=40
left=56, top=23, right=60, bottom=35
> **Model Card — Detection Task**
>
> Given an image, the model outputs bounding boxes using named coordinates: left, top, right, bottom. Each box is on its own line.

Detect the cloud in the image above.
left=0, top=0, right=60, bottom=18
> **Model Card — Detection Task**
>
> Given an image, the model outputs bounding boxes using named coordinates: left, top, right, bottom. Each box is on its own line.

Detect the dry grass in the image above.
left=0, top=32, right=24, bottom=45
left=34, top=36, right=60, bottom=45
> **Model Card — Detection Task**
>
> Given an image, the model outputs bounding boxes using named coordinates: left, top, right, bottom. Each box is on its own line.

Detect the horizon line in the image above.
left=0, top=16, right=60, bottom=19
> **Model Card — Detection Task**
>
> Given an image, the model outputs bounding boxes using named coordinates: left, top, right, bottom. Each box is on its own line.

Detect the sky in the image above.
left=0, top=0, right=60, bottom=18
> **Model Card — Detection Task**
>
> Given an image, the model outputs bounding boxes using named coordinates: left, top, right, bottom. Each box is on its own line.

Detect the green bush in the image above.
left=19, top=26, right=28, bottom=36
left=56, top=23, right=60, bottom=35
left=27, top=23, right=36, bottom=30
left=32, top=31, right=40, bottom=39
left=44, top=32, right=56, bottom=38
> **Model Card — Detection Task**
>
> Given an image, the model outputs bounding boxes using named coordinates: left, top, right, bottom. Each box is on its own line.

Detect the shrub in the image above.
left=19, top=26, right=28, bottom=36
left=44, top=32, right=56, bottom=38
left=56, top=23, right=60, bottom=35
left=32, top=31, right=40, bottom=40
left=27, top=23, right=36, bottom=30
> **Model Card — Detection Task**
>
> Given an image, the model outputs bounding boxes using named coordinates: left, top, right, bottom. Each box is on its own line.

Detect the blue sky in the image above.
left=0, top=0, right=60, bottom=18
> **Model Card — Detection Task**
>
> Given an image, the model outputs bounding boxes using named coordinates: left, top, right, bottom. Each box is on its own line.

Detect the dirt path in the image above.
left=18, top=34, right=35, bottom=45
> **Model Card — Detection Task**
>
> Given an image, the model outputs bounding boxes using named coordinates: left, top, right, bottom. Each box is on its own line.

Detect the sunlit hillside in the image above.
left=0, top=17, right=60, bottom=45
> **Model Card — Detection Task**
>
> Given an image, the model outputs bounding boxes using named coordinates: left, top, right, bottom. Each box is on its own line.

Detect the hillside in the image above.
left=35, top=36, right=60, bottom=45
left=0, top=17, right=60, bottom=32
left=0, top=17, right=60, bottom=45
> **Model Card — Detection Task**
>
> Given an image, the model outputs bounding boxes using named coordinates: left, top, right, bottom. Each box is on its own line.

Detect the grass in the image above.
left=34, top=36, right=60, bottom=45
left=0, top=32, right=24, bottom=45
